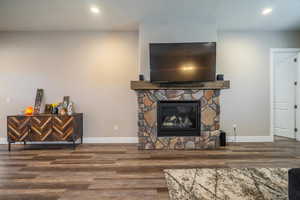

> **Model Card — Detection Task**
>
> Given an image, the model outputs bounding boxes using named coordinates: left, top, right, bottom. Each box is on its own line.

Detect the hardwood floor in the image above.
left=0, top=139, right=300, bottom=200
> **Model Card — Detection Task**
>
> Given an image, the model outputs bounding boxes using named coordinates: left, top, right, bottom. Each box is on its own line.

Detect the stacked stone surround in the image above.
left=137, top=89, right=221, bottom=150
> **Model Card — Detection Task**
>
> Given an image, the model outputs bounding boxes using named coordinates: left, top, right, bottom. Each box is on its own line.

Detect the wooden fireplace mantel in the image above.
left=130, top=80, right=230, bottom=90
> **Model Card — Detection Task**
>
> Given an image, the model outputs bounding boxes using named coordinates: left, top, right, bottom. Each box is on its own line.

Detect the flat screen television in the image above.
left=150, top=42, right=216, bottom=83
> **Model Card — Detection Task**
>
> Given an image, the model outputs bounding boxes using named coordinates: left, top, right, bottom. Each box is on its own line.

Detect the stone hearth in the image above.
left=136, top=89, right=221, bottom=150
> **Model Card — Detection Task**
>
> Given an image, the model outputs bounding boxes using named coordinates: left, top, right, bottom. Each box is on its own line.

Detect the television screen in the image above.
left=150, top=42, right=216, bottom=83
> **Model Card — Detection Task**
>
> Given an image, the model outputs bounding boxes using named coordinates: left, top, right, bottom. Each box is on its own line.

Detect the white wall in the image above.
left=139, top=21, right=217, bottom=80
left=1, top=30, right=300, bottom=141
left=0, top=31, right=139, bottom=139
left=218, top=31, right=300, bottom=137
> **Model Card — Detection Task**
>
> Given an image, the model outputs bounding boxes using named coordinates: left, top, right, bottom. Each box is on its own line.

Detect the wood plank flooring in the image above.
left=0, top=139, right=300, bottom=200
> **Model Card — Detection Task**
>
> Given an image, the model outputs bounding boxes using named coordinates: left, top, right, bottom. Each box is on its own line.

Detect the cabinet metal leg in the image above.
left=24, top=141, right=26, bottom=145
left=73, top=140, right=76, bottom=150
left=8, top=142, right=11, bottom=152
left=81, top=136, right=83, bottom=144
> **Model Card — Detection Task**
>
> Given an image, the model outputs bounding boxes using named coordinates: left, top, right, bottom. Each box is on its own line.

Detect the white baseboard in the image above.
left=0, top=136, right=273, bottom=145
left=227, top=136, right=274, bottom=142
left=0, top=137, right=138, bottom=144
left=0, top=138, right=7, bottom=144
left=83, top=137, right=138, bottom=143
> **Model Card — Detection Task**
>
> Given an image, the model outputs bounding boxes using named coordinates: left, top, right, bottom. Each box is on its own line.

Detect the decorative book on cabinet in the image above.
left=7, top=113, right=83, bottom=151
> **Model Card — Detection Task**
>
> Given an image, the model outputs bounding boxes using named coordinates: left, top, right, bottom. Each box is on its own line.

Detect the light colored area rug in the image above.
left=164, top=168, right=289, bottom=200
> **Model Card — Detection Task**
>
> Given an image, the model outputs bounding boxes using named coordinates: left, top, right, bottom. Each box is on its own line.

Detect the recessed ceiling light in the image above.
left=90, top=6, right=100, bottom=14
left=262, top=8, right=273, bottom=15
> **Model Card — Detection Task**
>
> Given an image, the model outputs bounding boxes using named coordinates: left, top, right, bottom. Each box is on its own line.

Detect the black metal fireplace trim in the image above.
left=157, top=100, right=201, bottom=137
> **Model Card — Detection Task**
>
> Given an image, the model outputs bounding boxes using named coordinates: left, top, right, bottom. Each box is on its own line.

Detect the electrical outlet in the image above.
left=5, top=97, right=11, bottom=103
left=113, top=125, right=119, bottom=131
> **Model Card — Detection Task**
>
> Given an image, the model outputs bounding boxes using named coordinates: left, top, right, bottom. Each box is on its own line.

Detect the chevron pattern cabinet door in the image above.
left=7, top=116, right=30, bottom=142
left=7, top=114, right=82, bottom=146
left=53, top=115, right=74, bottom=141
left=30, top=116, right=53, bottom=141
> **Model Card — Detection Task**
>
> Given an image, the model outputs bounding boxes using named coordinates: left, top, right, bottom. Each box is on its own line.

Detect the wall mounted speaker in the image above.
left=217, top=74, right=224, bottom=81
left=139, top=74, right=144, bottom=81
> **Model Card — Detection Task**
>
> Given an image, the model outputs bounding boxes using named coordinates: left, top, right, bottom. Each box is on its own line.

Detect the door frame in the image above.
left=270, top=48, right=300, bottom=140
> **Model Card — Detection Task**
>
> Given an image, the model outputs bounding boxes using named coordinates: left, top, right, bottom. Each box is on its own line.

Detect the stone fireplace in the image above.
left=131, top=81, right=230, bottom=150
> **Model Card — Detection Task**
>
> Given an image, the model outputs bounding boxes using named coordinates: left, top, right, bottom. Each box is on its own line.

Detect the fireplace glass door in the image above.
left=157, top=101, right=200, bottom=137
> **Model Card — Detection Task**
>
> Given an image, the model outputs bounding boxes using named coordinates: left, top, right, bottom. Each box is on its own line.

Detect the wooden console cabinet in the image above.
left=7, top=113, right=83, bottom=151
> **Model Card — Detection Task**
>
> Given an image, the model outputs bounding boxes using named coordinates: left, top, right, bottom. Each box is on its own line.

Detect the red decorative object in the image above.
left=24, top=106, right=34, bottom=116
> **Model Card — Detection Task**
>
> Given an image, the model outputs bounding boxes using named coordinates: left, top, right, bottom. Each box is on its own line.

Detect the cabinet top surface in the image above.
left=7, top=113, right=83, bottom=117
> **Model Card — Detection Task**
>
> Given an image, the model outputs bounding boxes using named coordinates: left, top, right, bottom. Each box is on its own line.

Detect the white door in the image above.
left=274, top=52, right=298, bottom=138
left=297, top=53, right=300, bottom=140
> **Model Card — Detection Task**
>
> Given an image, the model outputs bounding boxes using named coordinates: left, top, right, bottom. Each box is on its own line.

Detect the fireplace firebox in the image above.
left=157, top=101, right=201, bottom=137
